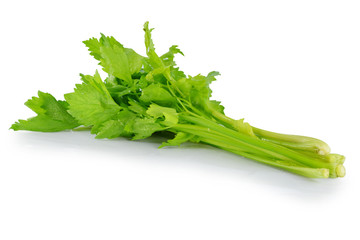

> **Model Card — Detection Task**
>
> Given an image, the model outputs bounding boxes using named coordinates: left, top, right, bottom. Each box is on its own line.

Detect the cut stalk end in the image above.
left=336, top=165, right=346, bottom=178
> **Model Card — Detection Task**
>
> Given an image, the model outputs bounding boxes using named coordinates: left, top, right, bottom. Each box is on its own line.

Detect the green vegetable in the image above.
left=10, top=22, right=345, bottom=178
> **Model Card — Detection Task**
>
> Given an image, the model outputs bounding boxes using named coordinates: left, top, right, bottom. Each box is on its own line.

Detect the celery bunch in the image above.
left=11, top=22, right=345, bottom=178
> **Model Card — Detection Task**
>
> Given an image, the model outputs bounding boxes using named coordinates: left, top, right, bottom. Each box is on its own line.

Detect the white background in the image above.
left=1, top=1, right=359, bottom=239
